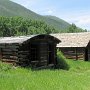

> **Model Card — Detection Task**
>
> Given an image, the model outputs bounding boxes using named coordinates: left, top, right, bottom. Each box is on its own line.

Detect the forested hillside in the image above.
left=45, top=16, right=70, bottom=31
left=0, top=0, right=70, bottom=31
left=0, top=0, right=86, bottom=36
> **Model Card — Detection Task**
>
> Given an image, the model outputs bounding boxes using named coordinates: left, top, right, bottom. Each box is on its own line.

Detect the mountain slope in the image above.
left=0, top=0, right=70, bottom=31
left=45, top=16, right=70, bottom=31
left=0, top=0, right=42, bottom=19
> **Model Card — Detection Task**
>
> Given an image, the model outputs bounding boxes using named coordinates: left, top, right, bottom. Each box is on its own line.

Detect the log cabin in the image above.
left=52, top=32, right=90, bottom=61
left=0, top=34, right=60, bottom=68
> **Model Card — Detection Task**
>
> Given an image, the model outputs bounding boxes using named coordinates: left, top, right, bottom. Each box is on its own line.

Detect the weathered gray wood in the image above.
left=5, top=45, right=19, bottom=48
left=2, top=48, right=18, bottom=52
left=0, top=46, right=5, bottom=48
left=0, top=44, right=19, bottom=48
left=60, top=47, right=85, bottom=60
left=18, top=52, right=29, bottom=55
left=2, top=55, right=18, bottom=60
left=18, top=57, right=29, bottom=61
left=18, top=54, right=28, bottom=58
left=2, top=59, right=17, bottom=65
left=18, top=51, right=29, bottom=53
left=2, top=51, right=18, bottom=55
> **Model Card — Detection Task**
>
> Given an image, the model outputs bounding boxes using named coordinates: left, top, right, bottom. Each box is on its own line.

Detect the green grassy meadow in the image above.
left=0, top=60, right=90, bottom=90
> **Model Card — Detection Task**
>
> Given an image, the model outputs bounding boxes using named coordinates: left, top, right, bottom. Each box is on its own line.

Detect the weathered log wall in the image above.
left=0, top=34, right=60, bottom=68
left=59, top=47, right=85, bottom=60
left=0, top=43, right=19, bottom=64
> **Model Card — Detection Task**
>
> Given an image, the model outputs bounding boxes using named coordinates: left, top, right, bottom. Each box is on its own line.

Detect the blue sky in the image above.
left=11, top=0, right=90, bottom=30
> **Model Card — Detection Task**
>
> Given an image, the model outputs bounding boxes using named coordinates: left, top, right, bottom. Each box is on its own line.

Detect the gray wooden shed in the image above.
left=0, top=34, right=60, bottom=68
left=52, top=32, right=90, bottom=61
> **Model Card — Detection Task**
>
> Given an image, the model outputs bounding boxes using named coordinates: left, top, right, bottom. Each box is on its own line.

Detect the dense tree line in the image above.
left=0, top=17, right=86, bottom=37
left=0, top=16, right=59, bottom=37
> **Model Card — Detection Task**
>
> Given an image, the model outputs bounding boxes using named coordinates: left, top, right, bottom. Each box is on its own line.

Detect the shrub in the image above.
left=55, top=50, right=69, bottom=70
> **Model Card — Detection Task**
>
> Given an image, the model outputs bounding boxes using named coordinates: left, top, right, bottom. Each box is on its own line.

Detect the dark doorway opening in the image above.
left=48, top=44, right=54, bottom=65
left=85, top=48, right=88, bottom=61
left=29, top=41, right=55, bottom=67
left=29, top=41, right=49, bottom=67
left=29, top=43, right=38, bottom=67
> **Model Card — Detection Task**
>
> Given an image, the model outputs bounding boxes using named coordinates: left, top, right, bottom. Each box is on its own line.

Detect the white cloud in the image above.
left=34, top=7, right=55, bottom=15
left=62, top=13, right=90, bottom=30
left=47, top=10, right=53, bottom=14
left=76, top=16, right=90, bottom=24
left=73, top=15, right=90, bottom=30
left=42, top=8, right=54, bottom=15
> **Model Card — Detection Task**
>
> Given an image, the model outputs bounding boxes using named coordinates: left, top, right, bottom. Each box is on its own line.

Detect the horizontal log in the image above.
left=31, top=60, right=47, bottom=63
left=0, top=44, right=19, bottom=48
left=31, top=61, right=39, bottom=63
left=2, top=59, right=16, bottom=62
left=31, top=60, right=47, bottom=65
left=5, top=46, right=19, bottom=49
left=65, top=55, right=84, bottom=60
left=65, top=54, right=84, bottom=57
left=18, top=53, right=29, bottom=55
left=18, top=58, right=29, bottom=61
left=40, top=60, right=47, bottom=62
left=64, top=52, right=84, bottom=55
left=0, top=46, right=5, bottom=48
left=18, top=55, right=28, bottom=58
left=2, top=47, right=19, bottom=49
left=2, top=59, right=17, bottom=65
left=2, top=55, right=18, bottom=60
left=18, top=51, right=29, bottom=53
left=2, top=48, right=18, bottom=52
left=78, top=55, right=84, bottom=58
left=78, top=58, right=84, bottom=60
left=10, top=56, right=18, bottom=59
left=2, top=52, right=18, bottom=55
left=6, top=43, right=19, bottom=46
left=39, top=62, right=47, bottom=66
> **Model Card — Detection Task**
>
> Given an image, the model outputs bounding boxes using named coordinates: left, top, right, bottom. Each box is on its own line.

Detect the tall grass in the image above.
left=56, top=50, right=69, bottom=70
left=0, top=60, right=90, bottom=90
left=0, top=62, right=13, bottom=72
